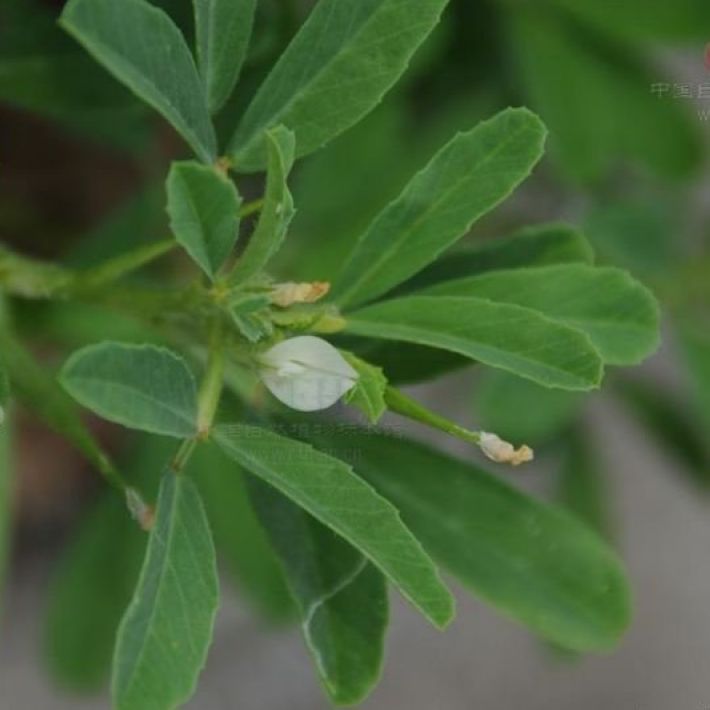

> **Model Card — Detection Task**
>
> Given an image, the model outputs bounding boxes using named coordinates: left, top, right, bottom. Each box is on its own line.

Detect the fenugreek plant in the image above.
left=0, top=0, right=663, bottom=707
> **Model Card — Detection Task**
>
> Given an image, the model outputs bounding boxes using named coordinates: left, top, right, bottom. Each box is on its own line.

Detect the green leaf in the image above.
left=333, top=108, right=547, bottom=307
left=397, top=222, right=594, bottom=295
left=188, top=444, right=294, bottom=622
left=229, top=126, right=295, bottom=284
left=60, top=0, right=217, bottom=163
left=341, top=352, right=387, bottom=423
left=0, top=330, right=119, bottom=484
left=194, top=0, right=256, bottom=113
left=311, top=428, right=631, bottom=651
left=476, top=370, right=585, bottom=446
left=678, top=323, right=710, bottom=436
left=248, top=477, right=387, bottom=705
left=112, top=472, right=219, bottom=710
left=44, top=438, right=170, bottom=690
left=166, top=161, right=242, bottom=279
left=227, top=0, right=449, bottom=171
left=422, top=265, right=660, bottom=366
left=213, top=424, right=454, bottom=628
left=61, top=343, right=198, bottom=438
left=346, top=296, right=603, bottom=390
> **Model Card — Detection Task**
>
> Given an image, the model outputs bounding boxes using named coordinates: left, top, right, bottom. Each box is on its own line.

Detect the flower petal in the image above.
left=259, top=336, right=358, bottom=411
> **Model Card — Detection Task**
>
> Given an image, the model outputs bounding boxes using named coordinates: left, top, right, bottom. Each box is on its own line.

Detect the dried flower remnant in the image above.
left=270, top=281, right=330, bottom=307
left=479, top=431, right=534, bottom=466
left=125, top=487, right=156, bottom=531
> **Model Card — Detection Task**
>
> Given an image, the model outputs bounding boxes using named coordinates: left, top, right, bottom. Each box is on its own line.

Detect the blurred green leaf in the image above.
left=614, top=376, right=710, bottom=490
left=61, top=0, right=217, bottom=163
left=548, top=0, right=710, bottom=43
left=0, top=54, right=150, bottom=149
left=309, top=428, right=630, bottom=651
left=584, top=199, right=676, bottom=277
left=61, top=343, right=198, bottom=438
left=227, top=0, right=449, bottom=170
left=229, top=127, right=295, bottom=284
left=46, top=494, right=145, bottom=690
left=341, top=352, right=387, bottom=423
left=44, top=438, right=170, bottom=690
left=346, top=296, right=603, bottom=390
left=334, top=108, right=547, bottom=307
left=194, top=0, right=256, bottom=113
left=422, top=265, right=660, bottom=365
left=65, top=186, right=166, bottom=268
left=189, top=444, right=294, bottom=622
left=214, top=424, right=454, bottom=629
left=0, top=0, right=150, bottom=150
left=248, top=477, right=387, bottom=705
left=507, top=7, right=702, bottom=182
left=112, top=472, right=219, bottom=710
left=677, top=324, right=710, bottom=439
left=22, top=302, right=162, bottom=350
left=0, top=329, right=120, bottom=485
left=557, top=428, right=611, bottom=537
left=166, top=161, right=242, bottom=279
left=399, top=222, right=594, bottom=295
left=476, top=370, right=585, bottom=445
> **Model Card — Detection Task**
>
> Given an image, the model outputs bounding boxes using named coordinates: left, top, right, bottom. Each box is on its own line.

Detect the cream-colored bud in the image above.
left=479, top=432, right=534, bottom=466
left=270, top=281, right=330, bottom=307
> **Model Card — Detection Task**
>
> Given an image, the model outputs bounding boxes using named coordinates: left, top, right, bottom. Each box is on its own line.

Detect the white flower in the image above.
left=479, top=431, right=534, bottom=466
left=258, top=336, right=358, bottom=412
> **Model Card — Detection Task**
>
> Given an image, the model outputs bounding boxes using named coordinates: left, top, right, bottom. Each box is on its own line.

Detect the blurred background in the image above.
left=1, top=0, right=710, bottom=708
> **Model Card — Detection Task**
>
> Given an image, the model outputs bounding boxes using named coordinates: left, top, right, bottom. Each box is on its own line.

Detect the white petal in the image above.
left=259, top=336, right=358, bottom=412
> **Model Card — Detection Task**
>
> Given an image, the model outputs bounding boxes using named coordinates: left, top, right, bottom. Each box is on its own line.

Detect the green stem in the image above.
left=196, top=321, right=226, bottom=438
left=70, top=239, right=176, bottom=293
left=170, top=437, right=198, bottom=474
left=169, top=323, right=226, bottom=477
left=239, top=197, right=265, bottom=219
left=384, top=386, right=481, bottom=445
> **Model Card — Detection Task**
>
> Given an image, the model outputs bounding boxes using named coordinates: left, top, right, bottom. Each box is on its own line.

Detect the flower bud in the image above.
left=270, top=281, right=330, bottom=307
